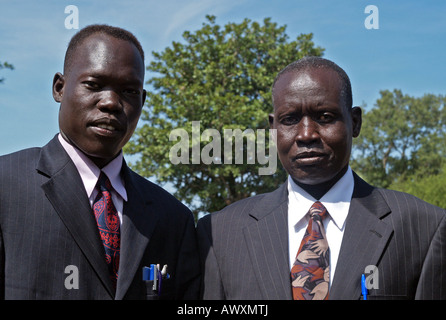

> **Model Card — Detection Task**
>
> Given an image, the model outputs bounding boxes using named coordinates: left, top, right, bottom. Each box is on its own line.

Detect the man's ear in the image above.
left=268, top=113, right=275, bottom=129
left=52, top=72, right=65, bottom=103
left=141, top=89, right=147, bottom=106
left=351, top=106, right=362, bottom=138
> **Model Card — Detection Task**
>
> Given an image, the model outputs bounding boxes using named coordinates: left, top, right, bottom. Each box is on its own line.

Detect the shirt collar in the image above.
left=58, top=133, right=128, bottom=201
left=287, top=166, right=354, bottom=231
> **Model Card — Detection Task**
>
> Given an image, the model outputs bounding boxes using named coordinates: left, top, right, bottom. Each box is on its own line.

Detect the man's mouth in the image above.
left=89, top=118, right=123, bottom=136
left=95, top=123, right=118, bottom=131
left=293, top=151, right=328, bottom=165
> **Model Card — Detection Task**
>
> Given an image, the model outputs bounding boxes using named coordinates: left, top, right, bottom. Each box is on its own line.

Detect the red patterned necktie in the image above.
left=291, top=201, right=330, bottom=300
left=93, top=172, right=120, bottom=288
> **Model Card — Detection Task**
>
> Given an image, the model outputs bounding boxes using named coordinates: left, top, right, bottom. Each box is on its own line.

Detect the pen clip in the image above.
left=142, top=264, right=170, bottom=296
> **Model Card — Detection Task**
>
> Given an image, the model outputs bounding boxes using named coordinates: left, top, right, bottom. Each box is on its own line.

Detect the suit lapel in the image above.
left=329, top=173, right=393, bottom=300
left=37, top=136, right=115, bottom=298
left=115, top=164, right=159, bottom=300
left=243, top=184, right=293, bottom=299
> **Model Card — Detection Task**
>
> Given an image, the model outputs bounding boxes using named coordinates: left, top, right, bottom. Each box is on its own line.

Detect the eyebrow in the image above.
left=82, top=72, right=143, bottom=85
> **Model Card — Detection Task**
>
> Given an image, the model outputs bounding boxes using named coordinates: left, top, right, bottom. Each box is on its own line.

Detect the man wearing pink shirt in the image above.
left=0, top=24, right=200, bottom=300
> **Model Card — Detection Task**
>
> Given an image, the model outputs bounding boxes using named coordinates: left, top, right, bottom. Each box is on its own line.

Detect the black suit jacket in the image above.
left=197, top=173, right=446, bottom=300
left=0, top=136, right=200, bottom=299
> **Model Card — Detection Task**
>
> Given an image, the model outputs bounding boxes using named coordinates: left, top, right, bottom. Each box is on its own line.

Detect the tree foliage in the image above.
left=125, top=15, right=324, bottom=215
left=389, top=163, right=446, bottom=209
left=351, top=89, right=446, bottom=208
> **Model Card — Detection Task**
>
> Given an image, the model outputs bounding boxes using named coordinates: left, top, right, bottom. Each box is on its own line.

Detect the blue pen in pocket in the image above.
left=361, top=274, right=368, bottom=300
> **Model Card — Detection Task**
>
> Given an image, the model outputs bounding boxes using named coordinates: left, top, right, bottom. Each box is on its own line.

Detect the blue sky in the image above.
left=1, top=0, right=445, bottom=156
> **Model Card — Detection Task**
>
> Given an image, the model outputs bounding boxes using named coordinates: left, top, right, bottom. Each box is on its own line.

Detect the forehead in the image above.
left=68, top=33, right=144, bottom=80
left=274, top=67, right=342, bottom=100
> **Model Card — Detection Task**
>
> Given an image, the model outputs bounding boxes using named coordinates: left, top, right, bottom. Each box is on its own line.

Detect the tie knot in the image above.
left=309, top=201, right=328, bottom=221
left=97, top=172, right=112, bottom=192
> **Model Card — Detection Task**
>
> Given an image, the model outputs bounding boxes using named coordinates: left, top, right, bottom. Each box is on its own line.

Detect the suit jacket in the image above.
left=0, top=135, right=200, bottom=299
left=197, top=172, right=446, bottom=300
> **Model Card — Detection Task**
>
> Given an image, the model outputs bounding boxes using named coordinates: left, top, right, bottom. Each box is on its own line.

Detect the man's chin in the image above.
left=73, top=143, right=122, bottom=168
left=289, top=165, right=348, bottom=190
left=289, top=168, right=331, bottom=186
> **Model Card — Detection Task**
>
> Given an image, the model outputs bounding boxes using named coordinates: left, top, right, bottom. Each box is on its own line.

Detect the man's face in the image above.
left=270, top=68, right=361, bottom=187
left=53, top=33, right=146, bottom=167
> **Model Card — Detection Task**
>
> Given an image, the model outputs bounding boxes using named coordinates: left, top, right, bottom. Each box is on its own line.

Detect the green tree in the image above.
left=125, top=15, right=324, bottom=216
left=0, top=61, right=14, bottom=84
left=389, top=163, right=446, bottom=209
left=351, top=89, right=446, bottom=208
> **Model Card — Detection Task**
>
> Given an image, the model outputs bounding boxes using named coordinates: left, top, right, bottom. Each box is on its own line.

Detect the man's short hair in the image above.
left=63, top=24, right=145, bottom=74
left=272, top=56, right=353, bottom=110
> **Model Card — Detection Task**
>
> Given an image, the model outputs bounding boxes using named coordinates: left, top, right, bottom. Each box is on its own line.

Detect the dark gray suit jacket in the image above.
left=0, top=136, right=200, bottom=299
left=197, top=173, right=446, bottom=300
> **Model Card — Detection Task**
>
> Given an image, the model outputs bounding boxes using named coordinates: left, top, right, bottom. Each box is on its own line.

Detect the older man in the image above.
left=197, top=57, right=446, bottom=300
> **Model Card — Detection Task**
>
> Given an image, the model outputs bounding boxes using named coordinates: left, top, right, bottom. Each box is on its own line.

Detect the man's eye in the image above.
left=282, top=118, right=294, bottom=125
left=318, top=113, right=335, bottom=122
left=281, top=116, right=299, bottom=125
left=83, top=81, right=100, bottom=89
left=124, top=88, right=140, bottom=95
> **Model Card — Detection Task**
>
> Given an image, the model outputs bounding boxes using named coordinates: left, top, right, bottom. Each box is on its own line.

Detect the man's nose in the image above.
left=97, top=89, right=122, bottom=113
left=296, top=117, right=319, bottom=143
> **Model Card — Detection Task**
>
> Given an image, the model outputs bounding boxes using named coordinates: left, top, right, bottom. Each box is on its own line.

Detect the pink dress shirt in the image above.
left=58, top=133, right=127, bottom=224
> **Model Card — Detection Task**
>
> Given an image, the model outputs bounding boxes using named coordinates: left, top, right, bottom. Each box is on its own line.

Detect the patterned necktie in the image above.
left=291, top=201, right=330, bottom=300
left=93, top=172, right=120, bottom=288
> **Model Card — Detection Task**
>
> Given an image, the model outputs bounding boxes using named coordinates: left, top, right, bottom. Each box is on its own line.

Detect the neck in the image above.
left=59, top=131, right=117, bottom=169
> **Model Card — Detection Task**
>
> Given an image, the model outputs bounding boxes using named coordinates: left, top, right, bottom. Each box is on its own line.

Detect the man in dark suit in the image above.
left=197, top=57, right=446, bottom=300
left=0, top=24, right=200, bottom=299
